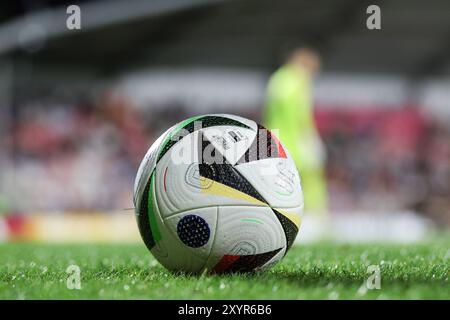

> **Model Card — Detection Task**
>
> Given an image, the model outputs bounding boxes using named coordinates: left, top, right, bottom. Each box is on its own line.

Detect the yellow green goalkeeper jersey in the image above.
left=264, top=64, right=328, bottom=213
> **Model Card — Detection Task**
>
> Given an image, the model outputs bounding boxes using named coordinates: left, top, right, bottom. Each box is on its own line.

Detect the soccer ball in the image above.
left=134, top=114, right=303, bottom=274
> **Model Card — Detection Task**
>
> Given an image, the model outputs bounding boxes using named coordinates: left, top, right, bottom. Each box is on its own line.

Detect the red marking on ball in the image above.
left=163, top=167, right=168, bottom=192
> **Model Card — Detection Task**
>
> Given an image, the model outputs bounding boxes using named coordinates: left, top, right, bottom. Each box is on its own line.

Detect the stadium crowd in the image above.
left=0, top=92, right=449, bottom=225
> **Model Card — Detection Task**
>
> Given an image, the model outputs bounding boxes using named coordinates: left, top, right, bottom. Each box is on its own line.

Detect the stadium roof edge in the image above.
left=0, top=0, right=225, bottom=56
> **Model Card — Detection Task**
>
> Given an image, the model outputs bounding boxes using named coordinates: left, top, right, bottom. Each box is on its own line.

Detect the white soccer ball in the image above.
left=134, top=114, right=303, bottom=274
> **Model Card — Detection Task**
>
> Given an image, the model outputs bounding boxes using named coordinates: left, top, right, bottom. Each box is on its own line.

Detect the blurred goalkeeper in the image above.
left=265, top=47, right=328, bottom=221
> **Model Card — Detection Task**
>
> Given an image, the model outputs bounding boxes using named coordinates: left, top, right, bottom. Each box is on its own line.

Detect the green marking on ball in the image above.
left=275, top=190, right=292, bottom=197
left=148, top=172, right=161, bottom=242
left=241, top=218, right=264, bottom=225
left=157, top=115, right=203, bottom=162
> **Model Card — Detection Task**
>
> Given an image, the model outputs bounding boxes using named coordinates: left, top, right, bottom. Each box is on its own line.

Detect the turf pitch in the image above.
left=0, top=241, right=449, bottom=299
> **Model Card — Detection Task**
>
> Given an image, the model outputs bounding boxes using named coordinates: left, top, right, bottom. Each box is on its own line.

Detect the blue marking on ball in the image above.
left=177, top=214, right=210, bottom=248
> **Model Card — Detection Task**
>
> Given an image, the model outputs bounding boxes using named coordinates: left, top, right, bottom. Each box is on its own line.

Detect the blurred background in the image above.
left=0, top=0, right=449, bottom=243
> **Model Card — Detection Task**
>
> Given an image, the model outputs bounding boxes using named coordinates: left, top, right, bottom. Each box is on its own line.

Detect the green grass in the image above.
left=0, top=241, right=448, bottom=299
